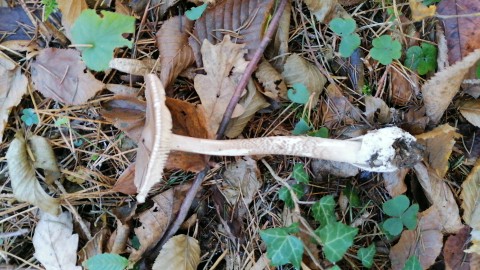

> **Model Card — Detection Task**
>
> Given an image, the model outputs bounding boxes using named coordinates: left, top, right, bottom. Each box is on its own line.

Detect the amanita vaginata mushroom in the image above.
left=135, top=74, right=424, bottom=202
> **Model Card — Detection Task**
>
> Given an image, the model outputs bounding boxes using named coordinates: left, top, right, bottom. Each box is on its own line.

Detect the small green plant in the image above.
left=186, top=2, right=208, bottom=20
left=405, top=42, right=437, bottom=75
left=358, top=244, right=376, bottom=268
left=259, top=223, right=304, bottom=269
left=362, top=84, right=372, bottom=95
left=21, top=108, right=39, bottom=126
left=370, top=35, right=402, bottom=65
left=403, top=255, right=422, bottom=270
left=279, top=163, right=308, bottom=208
left=83, top=253, right=128, bottom=270
left=308, top=127, right=329, bottom=138
left=71, top=10, right=135, bottom=71
left=422, top=0, right=441, bottom=5
left=382, top=195, right=419, bottom=236
left=329, top=18, right=361, bottom=57
left=292, top=118, right=312, bottom=135
left=288, top=83, right=310, bottom=104
left=41, top=0, right=57, bottom=21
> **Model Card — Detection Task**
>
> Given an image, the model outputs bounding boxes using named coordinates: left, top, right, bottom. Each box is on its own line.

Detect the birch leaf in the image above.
left=459, top=100, right=480, bottom=127
left=152, top=235, right=200, bottom=270
left=33, top=211, right=81, bottom=270
left=461, top=160, right=480, bottom=230
left=6, top=134, right=60, bottom=216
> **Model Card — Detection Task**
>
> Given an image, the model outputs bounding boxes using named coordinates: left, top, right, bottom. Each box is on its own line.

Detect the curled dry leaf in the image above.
left=409, top=0, right=436, bottom=21
left=6, top=134, right=60, bottom=216
left=33, top=211, right=81, bottom=270
left=390, top=207, right=443, bottom=270
left=400, top=106, right=428, bottom=135
left=156, top=15, right=195, bottom=89
left=0, top=53, right=28, bottom=142
left=78, top=228, right=110, bottom=262
left=194, top=35, right=248, bottom=135
left=255, top=60, right=287, bottom=100
left=109, top=58, right=160, bottom=76
left=108, top=203, right=137, bottom=254
left=189, top=0, right=274, bottom=65
left=266, top=2, right=291, bottom=70
left=152, top=234, right=200, bottom=270
left=57, top=0, right=88, bottom=39
left=282, top=54, right=326, bottom=104
left=321, top=84, right=362, bottom=128
left=390, top=67, right=415, bottom=106
left=304, top=0, right=341, bottom=22
left=444, top=226, right=473, bottom=270
left=101, top=96, right=146, bottom=142
left=422, top=49, right=480, bottom=124
left=461, top=160, right=480, bottom=254
left=105, top=83, right=140, bottom=96
left=413, top=163, right=463, bottom=233
left=382, top=168, right=408, bottom=197
left=364, top=96, right=391, bottom=124
left=459, top=100, right=480, bottom=127
left=31, top=48, right=105, bottom=105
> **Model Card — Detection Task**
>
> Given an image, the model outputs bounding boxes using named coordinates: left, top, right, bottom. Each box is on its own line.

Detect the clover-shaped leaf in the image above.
left=288, top=83, right=310, bottom=104
left=339, top=34, right=361, bottom=57
left=401, top=203, right=419, bottom=230
left=259, top=223, right=304, bottom=270
left=383, top=195, right=409, bottom=216
left=383, top=217, right=404, bottom=236
left=292, top=118, right=312, bottom=135
left=382, top=195, right=419, bottom=236
left=405, top=42, right=437, bottom=75
left=370, top=35, right=402, bottom=65
left=71, top=9, right=135, bottom=71
left=311, top=195, right=336, bottom=228
left=329, top=18, right=357, bottom=36
left=358, top=244, right=376, bottom=268
left=21, top=108, right=39, bottom=126
left=316, top=221, right=358, bottom=263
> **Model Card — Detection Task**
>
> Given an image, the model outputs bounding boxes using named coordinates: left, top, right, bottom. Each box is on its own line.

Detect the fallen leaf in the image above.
left=6, top=134, right=60, bottom=216
left=444, top=226, right=472, bottom=270
left=311, top=159, right=359, bottom=178
left=400, top=106, right=428, bottom=135
left=108, top=203, right=137, bottom=254
left=255, top=60, right=287, bottom=100
left=304, top=0, right=337, bottom=22
left=189, top=0, right=274, bottom=65
left=422, top=49, right=480, bottom=124
left=101, top=96, right=146, bottom=142
left=33, top=211, right=81, bottom=270
left=460, top=100, right=480, bottom=127
left=413, top=163, right=463, bottom=233
left=156, top=15, right=195, bottom=89
left=105, top=84, right=140, bottom=96
left=416, top=124, right=461, bottom=178
left=409, top=0, right=436, bottom=21
left=321, top=84, right=362, bottom=128
left=31, top=48, right=105, bottom=105
left=382, top=168, right=408, bottom=197
left=109, top=58, right=159, bottom=76
left=461, top=161, right=480, bottom=233
left=57, top=0, right=88, bottom=39
left=265, top=2, right=291, bottom=70
left=78, top=228, right=110, bottom=262
left=364, top=96, right=391, bottom=124
left=129, top=0, right=179, bottom=17
left=152, top=234, right=200, bottom=270
left=389, top=207, right=443, bottom=270
left=194, top=35, right=248, bottom=135
left=282, top=54, right=326, bottom=104
left=390, top=68, right=414, bottom=106
left=0, top=53, right=28, bottom=142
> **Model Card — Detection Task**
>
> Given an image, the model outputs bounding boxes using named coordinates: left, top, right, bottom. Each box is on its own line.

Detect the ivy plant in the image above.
left=329, top=18, right=361, bottom=57
left=279, top=163, right=309, bottom=208
left=382, top=195, right=419, bottom=236
left=370, top=35, right=402, bottom=65
left=259, top=223, right=304, bottom=269
left=358, top=244, right=376, bottom=268
left=405, top=42, right=437, bottom=75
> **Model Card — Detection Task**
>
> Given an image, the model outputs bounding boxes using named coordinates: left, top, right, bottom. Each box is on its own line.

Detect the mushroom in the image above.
left=135, top=74, right=424, bottom=202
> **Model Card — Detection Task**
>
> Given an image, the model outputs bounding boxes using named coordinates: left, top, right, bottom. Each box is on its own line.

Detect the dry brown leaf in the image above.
left=57, top=0, right=88, bottom=39
left=33, top=211, right=81, bottom=270
left=460, top=100, right=480, bottom=127
left=130, top=0, right=179, bottom=17
left=422, top=49, right=480, bottom=124
left=390, top=207, right=443, bottom=270
left=31, top=48, right=104, bottom=105
left=6, top=134, right=60, bottom=216
left=282, top=54, right=326, bottom=104
left=109, top=58, right=159, bottom=76
left=194, top=35, right=248, bottom=135
left=416, top=124, right=461, bottom=178
left=409, top=0, right=436, bottom=21
left=101, top=96, right=146, bottom=142
left=255, top=60, right=287, bottom=100
left=304, top=0, right=336, bottom=22
left=112, top=163, right=137, bottom=195
left=311, top=159, right=359, bottom=178
left=225, top=79, right=269, bottom=138
left=400, top=106, right=428, bottom=135
left=364, top=96, right=391, bottom=124
left=321, top=84, right=362, bottom=128
left=156, top=16, right=195, bottom=89
left=382, top=168, right=408, bottom=197
left=105, top=83, right=140, bottom=96
left=152, top=234, right=200, bottom=270
left=266, top=2, right=291, bottom=70
left=413, top=163, right=463, bottom=233
left=461, top=161, right=480, bottom=252
left=78, top=228, right=110, bottom=262
left=189, top=0, right=274, bottom=64
left=0, top=53, right=28, bottom=142
left=390, top=68, right=414, bottom=106
left=108, top=203, right=137, bottom=254
left=444, top=226, right=473, bottom=270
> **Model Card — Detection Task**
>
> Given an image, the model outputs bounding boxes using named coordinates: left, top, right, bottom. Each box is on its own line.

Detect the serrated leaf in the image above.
left=329, top=18, right=357, bottom=36
left=401, top=204, right=419, bottom=230
left=185, top=3, right=207, bottom=20
left=339, top=34, right=361, bottom=57
left=358, top=244, right=376, bottom=268
left=292, top=163, right=309, bottom=184
left=259, top=223, right=304, bottom=269
left=383, top=195, right=410, bottom=217
left=292, top=118, right=312, bottom=135
left=83, top=253, right=128, bottom=270
left=279, top=184, right=304, bottom=209
left=317, top=221, right=358, bottom=263
left=402, top=255, right=422, bottom=270
left=383, top=218, right=404, bottom=236
left=288, top=83, right=310, bottom=104
left=71, top=9, right=135, bottom=71
left=311, top=195, right=336, bottom=227
left=152, top=235, right=200, bottom=270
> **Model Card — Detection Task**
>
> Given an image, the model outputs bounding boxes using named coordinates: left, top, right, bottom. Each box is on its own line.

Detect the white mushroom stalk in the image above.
left=136, top=75, right=424, bottom=202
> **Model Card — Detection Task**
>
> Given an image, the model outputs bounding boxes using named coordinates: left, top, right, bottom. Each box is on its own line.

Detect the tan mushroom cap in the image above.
left=135, top=74, right=173, bottom=203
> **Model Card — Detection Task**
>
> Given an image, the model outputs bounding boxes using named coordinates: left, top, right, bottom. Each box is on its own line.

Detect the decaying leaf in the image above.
left=321, top=84, right=362, bottom=128
left=108, top=203, right=137, bottom=254
left=416, top=124, right=461, bottom=178
left=303, top=0, right=337, bottom=22
left=382, top=168, right=408, bottom=197
left=31, top=48, right=105, bottom=105
left=444, top=226, right=473, bottom=270
left=400, top=106, right=428, bottom=135
left=33, top=211, right=81, bottom=270
left=57, top=0, right=88, bottom=39
left=364, top=95, right=392, bottom=124
left=390, top=207, right=443, bottom=270
left=390, top=68, right=414, bottom=106
left=156, top=15, right=195, bottom=89
left=112, top=163, right=137, bottom=195
left=409, top=0, right=436, bottom=21
left=78, top=228, right=110, bottom=262
left=152, top=234, right=200, bottom=270
left=413, top=163, right=463, bottom=233
left=422, top=49, right=480, bottom=124
left=105, top=84, right=140, bottom=96
left=225, top=79, right=269, bottom=138
left=101, top=96, right=146, bottom=142
left=109, top=58, right=159, bottom=76
left=311, top=159, right=359, bottom=178
left=194, top=35, right=248, bottom=135
left=189, top=0, right=274, bottom=64
left=0, top=6, right=36, bottom=41
left=461, top=160, right=480, bottom=254
left=255, top=60, right=287, bottom=100
left=129, top=0, right=179, bottom=17
left=459, top=100, right=480, bottom=127
left=6, top=134, right=60, bottom=216
left=266, top=2, right=291, bottom=70
left=0, top=53, right=28, bottom=142
left=282, top=54, right=326, bottom=104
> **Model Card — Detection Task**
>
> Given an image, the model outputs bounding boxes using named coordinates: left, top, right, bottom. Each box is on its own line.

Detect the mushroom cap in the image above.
left=135, top=74, right=173, bottom=203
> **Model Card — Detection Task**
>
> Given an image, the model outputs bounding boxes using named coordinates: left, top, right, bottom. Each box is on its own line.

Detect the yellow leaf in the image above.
left=409, top=0, right=436, bottom=21
left=152, top=235, right=200, bottom=270
left=461, top=161, right=480, bottom=230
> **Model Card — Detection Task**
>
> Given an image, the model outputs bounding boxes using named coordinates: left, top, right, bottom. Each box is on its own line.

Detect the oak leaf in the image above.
left=152, top=234, right=200, bottom=270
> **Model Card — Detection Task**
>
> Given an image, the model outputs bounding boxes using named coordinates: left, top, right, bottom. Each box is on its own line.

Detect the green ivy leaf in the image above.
left=370, top=35, right=402, bottom=65
left=41, top=0, right=57, bottom=21
left=316, top=221, right=358, bottom=263
left=279, top=184, right=304, bottom=208
left=401, top=204, right=419, bottom=230
left=185, top=3, right=208, bottom=20
left=339, top=34, right=361, bottom=57
left=383, top=195, right=410, bottom=217
left=292, top=118, right=312, bottom=135
left=259, top=223, right=304, bottom=270
left=405, top=43, right=437, bottom=75
left=71, top=9, right=135, bottom=71
left=358, top=244, right=376, bottom=268
left=402, top=255, right=422, bottom=270
left=382, top=217, right=403, bottom=236
left=83, top=253, right=128, bottom=270
left=343, top=183, right=361, bottom=208
left=329, top=18, right=356, bottom=36
left=311, top=195, right=336, bottom=227
left=21, top=108, right=39, bottom=126
left=308, top=127, right=329, bottom=138
left=288, top=83, right=310, bottom=104
left=292, top=163, right=309, bottom=184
